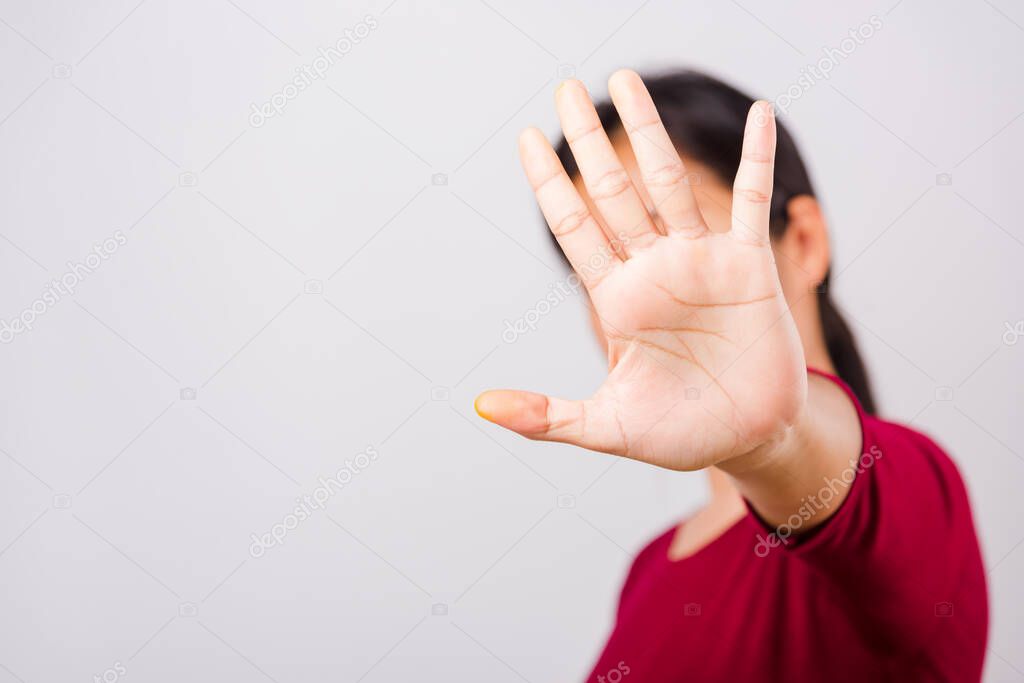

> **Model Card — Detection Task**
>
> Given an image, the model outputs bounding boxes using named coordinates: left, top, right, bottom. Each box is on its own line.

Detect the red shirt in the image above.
left=586, top=373, right=988, bottom=682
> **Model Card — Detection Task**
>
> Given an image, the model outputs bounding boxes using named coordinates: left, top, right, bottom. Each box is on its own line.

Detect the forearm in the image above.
left=717, top=372, right=863, bottom=532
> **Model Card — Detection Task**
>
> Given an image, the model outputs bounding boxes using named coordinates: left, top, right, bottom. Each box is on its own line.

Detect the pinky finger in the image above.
left=730, top=101, right=776, bottom=244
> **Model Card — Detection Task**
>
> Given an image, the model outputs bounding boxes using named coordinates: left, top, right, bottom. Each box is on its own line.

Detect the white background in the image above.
left=0, top=0, right=1022, bottom=681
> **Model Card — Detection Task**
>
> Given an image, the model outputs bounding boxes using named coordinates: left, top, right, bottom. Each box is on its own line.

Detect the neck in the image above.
left=804, top=339, right=835, bottom=376
left=796, top=297, right=836, bottom=376
left=707, top=466, right=744, bottom=508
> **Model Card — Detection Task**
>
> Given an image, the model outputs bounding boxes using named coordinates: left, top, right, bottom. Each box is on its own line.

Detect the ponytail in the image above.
left=818, top=272, right=876, bottom=414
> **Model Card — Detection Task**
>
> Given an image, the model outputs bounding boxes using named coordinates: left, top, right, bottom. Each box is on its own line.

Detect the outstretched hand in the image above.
left=476, top=71, right=807, bottom=472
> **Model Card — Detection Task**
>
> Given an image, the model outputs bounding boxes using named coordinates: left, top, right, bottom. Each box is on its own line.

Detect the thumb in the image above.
left=474, top=389, right=619, bottom=453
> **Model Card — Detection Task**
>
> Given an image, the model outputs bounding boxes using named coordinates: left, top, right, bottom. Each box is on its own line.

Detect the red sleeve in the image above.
left=746, top=371, right=988, bottom=667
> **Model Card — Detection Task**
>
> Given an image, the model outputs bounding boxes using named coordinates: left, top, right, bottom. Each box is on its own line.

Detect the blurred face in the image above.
left=572, top=132, right=831, bottom=364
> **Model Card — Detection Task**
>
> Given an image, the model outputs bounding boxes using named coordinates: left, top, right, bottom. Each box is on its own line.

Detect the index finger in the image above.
left=519, top=127, right=620, bottom=291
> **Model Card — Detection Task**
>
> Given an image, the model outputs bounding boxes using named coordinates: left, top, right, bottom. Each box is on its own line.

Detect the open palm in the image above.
left=476, top=71, right=806, bottom=471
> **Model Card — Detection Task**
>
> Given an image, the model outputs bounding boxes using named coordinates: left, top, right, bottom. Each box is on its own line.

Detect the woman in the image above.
left=474, top=70, right=987, bottom=681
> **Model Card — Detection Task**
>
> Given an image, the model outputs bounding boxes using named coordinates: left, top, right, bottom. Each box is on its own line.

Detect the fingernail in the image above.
left=474, top=394, right=494, bottom=422
left=557, top=79, right=584, bottom=94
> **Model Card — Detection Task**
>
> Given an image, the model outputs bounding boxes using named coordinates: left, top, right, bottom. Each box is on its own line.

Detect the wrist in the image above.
left=717, top=403, right=807, bottom=479
left=714, top=371, right=863, bottom=531
left=716, top=364, right=811, bottom=478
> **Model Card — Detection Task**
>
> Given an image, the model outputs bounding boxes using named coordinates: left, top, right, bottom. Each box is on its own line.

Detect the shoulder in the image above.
left=865, top=415, right=969, bottom=499
left=813, top=367, right=971, bottom=511
left=617, top=525, right=674, bottom=607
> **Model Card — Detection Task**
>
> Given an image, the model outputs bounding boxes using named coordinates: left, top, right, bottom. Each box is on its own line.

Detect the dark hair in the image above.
left=553, top=69, right=876, bottom=414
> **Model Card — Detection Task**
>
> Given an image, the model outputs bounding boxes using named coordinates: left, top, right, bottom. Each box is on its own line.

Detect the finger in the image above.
left=730, top=101, right=776, bottom=244
left=607, top=69, right=707, bottom=237
left=475, top=390, right=623, bottom=454
left=556, top=79, right=659, bottom=254
left=519, top=127, right=620, bottom=290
